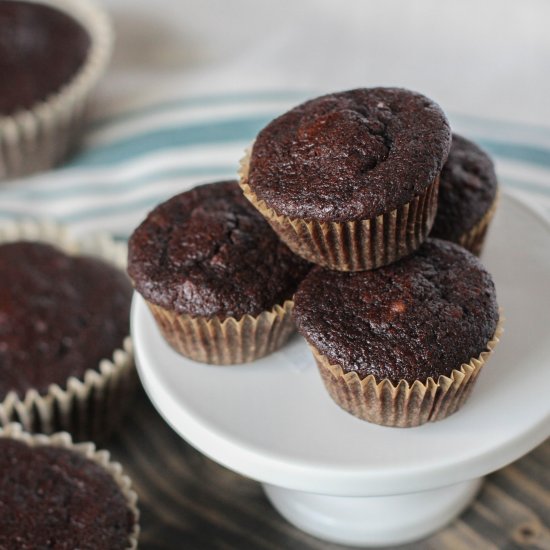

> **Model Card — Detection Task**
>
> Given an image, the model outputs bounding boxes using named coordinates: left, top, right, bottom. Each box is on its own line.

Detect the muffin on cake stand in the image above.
left=131, top=193, right=550, bottom=547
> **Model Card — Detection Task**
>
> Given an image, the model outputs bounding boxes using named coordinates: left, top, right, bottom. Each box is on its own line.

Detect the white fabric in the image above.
left=98, top=0, right=550, bottom=125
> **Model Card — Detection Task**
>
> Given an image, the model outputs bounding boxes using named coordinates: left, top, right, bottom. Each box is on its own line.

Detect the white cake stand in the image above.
left=132, top=193, right=550, bottom=547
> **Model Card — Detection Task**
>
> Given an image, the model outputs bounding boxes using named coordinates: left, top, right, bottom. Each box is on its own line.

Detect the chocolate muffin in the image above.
left=240, top=87, right=451, bottom=271
left=0, top=1, right=90, bottom=115
left=128, top=180, right=311, bottom=364
left=294, top=239, right=501, bottom=427
left=430, top=134, right=499, bottom=255
left=0, top=227, right=135, bottom=441
left=0, top=241, right=131, bottom=397
left=0, top=424, right=139, bottom=549
left=0, top=0, right=112, bottom=179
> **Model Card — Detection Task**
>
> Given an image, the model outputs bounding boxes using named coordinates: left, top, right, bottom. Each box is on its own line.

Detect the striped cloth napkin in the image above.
left=1, top=90, right=549, bottom=239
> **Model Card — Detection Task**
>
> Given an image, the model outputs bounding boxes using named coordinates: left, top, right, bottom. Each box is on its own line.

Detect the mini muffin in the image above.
left=294, top=239, right=501, bottom=427
left=128, top=180, right=311, bottom=364
left=430, top=133, right=499, bottom=255
left=0, top=423, right=139, bottom=549
left=0, top=0, right=112, bottom=179
left=0, top=222, right=135, bottom=441
left=240, top=87, right=451, bottom=271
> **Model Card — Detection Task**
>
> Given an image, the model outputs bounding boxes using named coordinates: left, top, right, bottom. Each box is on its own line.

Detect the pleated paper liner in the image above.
left=0, top=0, right=113, bottom=179
left=459, top=190, right=500, bottom=256
left=239, top=150, right=440, bottom=272
left=146, top=299, right=295, bottom=365
left=0, top=423, right=140, bottom=549
left=311, top=318, right=503, bottom=428
left=0, top=220, right=137, bottom=441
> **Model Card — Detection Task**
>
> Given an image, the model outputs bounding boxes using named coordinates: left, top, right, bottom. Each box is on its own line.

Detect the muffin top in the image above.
left=294, top=239, right=498, bottom=384
left=128, top=180, right=311, bottom=319
left=0, top=1, right=90, bottom=115
left=0, top=241, right=132, bottom=398
left=431, top=133, right=498, bottom=242
left=0, top=438, right=135, bottom=550
left=247, top=87, right=451, bottom=222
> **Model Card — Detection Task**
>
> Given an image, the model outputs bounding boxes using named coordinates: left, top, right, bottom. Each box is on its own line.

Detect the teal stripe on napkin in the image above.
left=1, top=90, right=550, bottom=233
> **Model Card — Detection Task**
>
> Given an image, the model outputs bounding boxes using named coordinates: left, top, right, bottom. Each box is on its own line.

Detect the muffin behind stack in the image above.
left=431, top=133, right=499, bottom=255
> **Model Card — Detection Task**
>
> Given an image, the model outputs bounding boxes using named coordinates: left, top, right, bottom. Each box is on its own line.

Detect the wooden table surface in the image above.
left=107, top=390, right=550, bottom=550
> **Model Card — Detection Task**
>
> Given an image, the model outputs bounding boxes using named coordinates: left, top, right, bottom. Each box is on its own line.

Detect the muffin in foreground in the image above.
left=293, top=239, right=501, bottom=427
left=128, top=180, right=311, bottom=364
left=0, top=423, right=139, bottom=549
left=0, top=0, right=112, bottom=179
left=0, top=221, right=135, bottom=441
left=240, top=87, right=451, bottom=271
left=430, top=134, right=499, bottom=255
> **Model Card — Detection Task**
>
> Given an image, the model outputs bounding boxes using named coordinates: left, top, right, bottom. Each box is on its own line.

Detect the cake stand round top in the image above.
left=132, top=193, right=550, bottom=497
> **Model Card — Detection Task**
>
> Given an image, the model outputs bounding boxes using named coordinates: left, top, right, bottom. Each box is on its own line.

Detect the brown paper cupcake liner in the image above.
left=0, top=423, right=140, bottom=548
left=459, top=190, right=500, bottom=256
left=147, top=299, right=295, bottom=365
left=239, top=150, right=439, bottom=271
left=0, top=0, right=113, bottom=179
left=0, top=220, right=137, bottom=441
left=311, top=317, right=503, bottom=428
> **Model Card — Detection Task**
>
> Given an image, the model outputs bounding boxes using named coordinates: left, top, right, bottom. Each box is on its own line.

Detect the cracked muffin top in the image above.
left=293, top=239, right=498, bottom=384
left=431, top=133, right=498, bottom=242
left=246, top=87, right=451, bottom=222
left=127, top=180, right=311, bottom=319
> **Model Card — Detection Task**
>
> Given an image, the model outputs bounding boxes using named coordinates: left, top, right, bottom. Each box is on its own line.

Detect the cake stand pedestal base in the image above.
left=263, top=478, right=483, bottom=547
